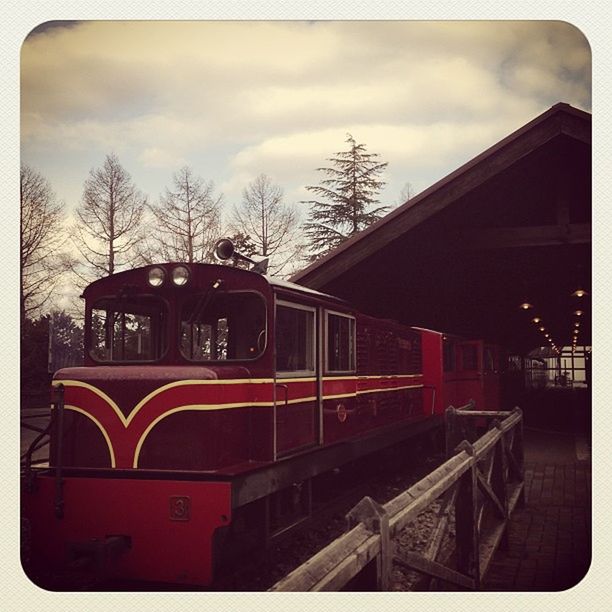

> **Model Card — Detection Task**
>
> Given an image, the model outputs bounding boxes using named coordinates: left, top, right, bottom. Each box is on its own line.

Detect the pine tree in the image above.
left=302, top=134, right=389, bottom=260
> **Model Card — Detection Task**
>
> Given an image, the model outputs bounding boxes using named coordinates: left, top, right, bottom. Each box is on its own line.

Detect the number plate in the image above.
left=169, top=496, right=191, bottom=521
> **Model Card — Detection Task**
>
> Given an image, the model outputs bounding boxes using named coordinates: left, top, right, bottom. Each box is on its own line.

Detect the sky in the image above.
left=21, top=20, right=591, bottom=229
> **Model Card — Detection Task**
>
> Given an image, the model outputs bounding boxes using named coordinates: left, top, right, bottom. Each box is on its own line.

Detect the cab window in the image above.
left=180, top=291, right=266, bottom=361
left=89, top=297, right=167, bottom=362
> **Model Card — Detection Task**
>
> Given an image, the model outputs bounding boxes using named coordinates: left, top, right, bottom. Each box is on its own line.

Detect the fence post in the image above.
left=512, top=407, right=525, bottom=508
left=346, top=496, right=391, bottom=591
left=445, top=405, right=457, bottom=458
left=491, top=419, right=510, bottom=549
left=454, top=440, right=480, bottom=589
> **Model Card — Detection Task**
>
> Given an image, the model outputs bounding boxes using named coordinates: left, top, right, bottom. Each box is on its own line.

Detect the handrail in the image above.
left=54, top=383, right=65, bottom=519
left=269, top=406, right=524, bottom=591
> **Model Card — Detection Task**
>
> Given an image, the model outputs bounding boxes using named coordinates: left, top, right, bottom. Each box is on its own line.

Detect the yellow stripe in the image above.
left=322, top=374, right=422, bottom=381
left=53, top=380, right=128, bottom=427
left=63, top=405, right=117, bottom=467
left=323, top=392, right=358, bottom=400
left=356, top=384, right=423, bottom=395
left=55, top=378, right=423, bottom=417
left=57, top=379, right=425, bottom=468
left=357, top=374, right=422, bottom=380
left=133, top=395, right=319, bottom=466
left=323, top=384, right=424, bottom=401
left=129, top=378, right=289, bottom=425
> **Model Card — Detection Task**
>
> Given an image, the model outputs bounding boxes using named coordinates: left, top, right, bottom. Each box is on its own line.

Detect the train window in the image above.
left=180, top=291, right=265, bottom=361
left=89, top=297, right=167, bottom=362
left=443, top=340, right=456, bottom=372
left=461, top=345, right=479, bottom=370
left=276, top=303, right=315, bottom=374
left=484, top=346, right=496, bottom=371
left=326, top=312, right=355, bottom=373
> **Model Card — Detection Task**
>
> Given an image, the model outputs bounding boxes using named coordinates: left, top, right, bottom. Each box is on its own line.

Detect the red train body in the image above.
left=22, top=260, right=503, bottom=587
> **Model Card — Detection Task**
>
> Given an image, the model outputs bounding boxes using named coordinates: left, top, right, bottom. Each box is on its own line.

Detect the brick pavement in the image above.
left=483, top=439, right=591, bottom=591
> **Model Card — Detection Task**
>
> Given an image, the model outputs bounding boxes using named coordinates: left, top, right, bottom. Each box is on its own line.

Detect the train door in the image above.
left=321, top=310, right=357, bottom=443
left=273, top=299, right=320, bottom=457
left=482, top=344, right=501, bottom=410
left=457, top=340, right=483, bottom=409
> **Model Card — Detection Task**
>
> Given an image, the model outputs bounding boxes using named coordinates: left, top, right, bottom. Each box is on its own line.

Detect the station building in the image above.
left=292, top=103, right=591, bottom=392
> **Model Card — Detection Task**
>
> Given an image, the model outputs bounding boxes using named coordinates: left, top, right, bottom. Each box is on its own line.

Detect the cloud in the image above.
left=139, top=147, right=187, bottom=169
left=21, top=20, right=591, bottom=215
left=222, top=115, right=530, bottom=207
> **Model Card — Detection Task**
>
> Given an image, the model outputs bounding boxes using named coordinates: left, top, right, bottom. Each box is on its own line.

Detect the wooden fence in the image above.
left=269, top=404, right=524, bottom=591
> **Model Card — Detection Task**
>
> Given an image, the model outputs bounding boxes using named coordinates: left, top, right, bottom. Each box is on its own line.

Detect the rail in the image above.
left=268, top=403, right=524, bottom=591
left=21, top=385, right=64, bottom=497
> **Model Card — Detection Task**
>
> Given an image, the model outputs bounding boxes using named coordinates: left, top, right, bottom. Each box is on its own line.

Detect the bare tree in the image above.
left=20, top=164, right=68, bottom=321
left=397, top=181, right=413, bottom=205
left=72, top=153, right=146, bottom=281
left=146, top=166, right=222, bottom=264
left=231, top=173, right=300, bottom=274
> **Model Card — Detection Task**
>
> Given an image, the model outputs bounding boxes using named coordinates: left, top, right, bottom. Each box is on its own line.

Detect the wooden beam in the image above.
left=450, top=223, right=590, bottom=251
left=394, top=549, right=476, bottom=590
left=476, top=469, right=507, bottom=519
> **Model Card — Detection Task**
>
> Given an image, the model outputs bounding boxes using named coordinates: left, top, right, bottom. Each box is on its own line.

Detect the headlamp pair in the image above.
left=148, top=265, right=190, bottom=287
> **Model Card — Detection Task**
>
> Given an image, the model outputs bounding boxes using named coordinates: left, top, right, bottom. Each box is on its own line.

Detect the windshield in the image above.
left=89, top=296, right=168, bottom=362
left=180, top=290, right=266, bottom=361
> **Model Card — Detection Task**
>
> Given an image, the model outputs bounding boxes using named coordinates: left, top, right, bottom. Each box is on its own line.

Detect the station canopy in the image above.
left=291, top=103, right=591, bottom=355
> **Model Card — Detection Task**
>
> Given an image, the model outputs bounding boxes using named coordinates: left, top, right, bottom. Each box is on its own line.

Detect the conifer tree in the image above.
left=302, top=134, right=389, bottom=260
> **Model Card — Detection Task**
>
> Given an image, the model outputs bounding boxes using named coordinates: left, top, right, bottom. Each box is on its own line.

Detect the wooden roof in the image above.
left=291, top=103, right=591, bottom=353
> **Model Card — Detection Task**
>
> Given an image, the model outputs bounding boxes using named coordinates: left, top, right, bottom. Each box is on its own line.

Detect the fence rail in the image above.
left=269, top=404, right=524, bottom=591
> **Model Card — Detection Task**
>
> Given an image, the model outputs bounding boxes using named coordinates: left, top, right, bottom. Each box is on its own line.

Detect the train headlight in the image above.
left=172, top=265, right=190, bottom=286
left=148, top=267, right=165, bottom=287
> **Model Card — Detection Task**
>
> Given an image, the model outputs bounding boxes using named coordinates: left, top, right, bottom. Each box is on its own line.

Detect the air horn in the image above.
left=214, top=238, right=269, bottom=274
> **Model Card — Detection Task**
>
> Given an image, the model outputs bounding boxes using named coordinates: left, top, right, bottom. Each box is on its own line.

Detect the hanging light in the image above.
left=572, top=288, right=588, bottom=298
left=532, top=317, right=542, bottom=324
left=539, top=326, right=545, bottom=332
left=519, top=302, right=533, bottom=310
left=574, top=310, right=583, bottom=316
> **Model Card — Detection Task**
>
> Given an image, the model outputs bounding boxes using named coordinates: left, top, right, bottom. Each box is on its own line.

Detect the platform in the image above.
left=483, top=389, right=591, bottom=591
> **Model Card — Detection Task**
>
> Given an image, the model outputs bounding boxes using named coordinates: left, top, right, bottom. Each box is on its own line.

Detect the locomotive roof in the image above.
left=265, top=274, right=348, bottom=304
left=83, top=262, right=349, bottom=306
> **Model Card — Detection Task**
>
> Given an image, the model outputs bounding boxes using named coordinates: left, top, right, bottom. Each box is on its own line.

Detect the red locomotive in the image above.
left=21, top=240, right=502, bottom=588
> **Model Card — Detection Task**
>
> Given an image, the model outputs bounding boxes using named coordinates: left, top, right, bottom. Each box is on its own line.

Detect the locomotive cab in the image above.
left=51, top=262, right=278, bottom=472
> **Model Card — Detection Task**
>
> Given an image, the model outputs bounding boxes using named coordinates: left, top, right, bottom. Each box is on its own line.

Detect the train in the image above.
left=21, top=240, right=505, bottom=589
